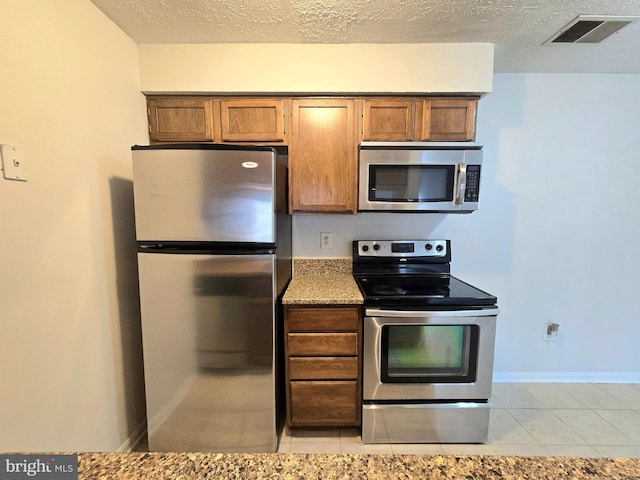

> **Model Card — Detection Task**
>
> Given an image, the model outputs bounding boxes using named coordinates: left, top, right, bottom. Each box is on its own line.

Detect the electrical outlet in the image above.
left=543, top=322, right=560, bottom=341
left=320, top=232, right=332, bottom=249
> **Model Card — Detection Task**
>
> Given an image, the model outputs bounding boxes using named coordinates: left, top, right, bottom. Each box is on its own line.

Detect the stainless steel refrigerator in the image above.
left=132, top=144, right=291, bottom=453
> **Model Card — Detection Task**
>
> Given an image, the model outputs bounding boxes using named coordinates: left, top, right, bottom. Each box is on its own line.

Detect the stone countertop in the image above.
left=77, top=452, right=640, bottom=479
left=282, top=259, right=363, bottom=305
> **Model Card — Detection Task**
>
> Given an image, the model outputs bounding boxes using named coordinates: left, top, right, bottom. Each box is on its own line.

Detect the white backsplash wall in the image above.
left=293, top=73, right=640, bottom=383
left=294, top=213, right=444, bottom=257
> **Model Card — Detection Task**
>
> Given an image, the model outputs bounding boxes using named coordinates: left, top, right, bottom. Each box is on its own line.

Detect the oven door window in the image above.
left=368, top=165, right=455, bottom=202
left=381, top=325, right=478, bottom=383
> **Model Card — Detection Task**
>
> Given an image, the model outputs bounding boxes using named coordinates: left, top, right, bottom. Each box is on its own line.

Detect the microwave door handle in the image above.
left=455, top=164, right=467, bottom=204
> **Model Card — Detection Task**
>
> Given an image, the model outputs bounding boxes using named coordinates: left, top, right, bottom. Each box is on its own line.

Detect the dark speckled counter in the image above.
left=78, top=453, right=640, bottom=479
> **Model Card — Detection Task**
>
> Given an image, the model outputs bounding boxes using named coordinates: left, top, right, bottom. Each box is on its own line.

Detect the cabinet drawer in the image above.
left=289, top=357, right=358, bottom=380
left=288, top=333, right=357, bottom=356
left=287, top=307, right=359, bottom=332
left=290, top=381, right=359, bottom=426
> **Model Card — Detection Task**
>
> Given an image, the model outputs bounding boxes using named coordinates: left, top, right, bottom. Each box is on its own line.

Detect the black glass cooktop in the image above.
left=354, top=274, right=497, bottom=307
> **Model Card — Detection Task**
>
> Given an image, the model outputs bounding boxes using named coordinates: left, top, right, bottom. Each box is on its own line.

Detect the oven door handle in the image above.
left=365, top=308, right=500, bottom=318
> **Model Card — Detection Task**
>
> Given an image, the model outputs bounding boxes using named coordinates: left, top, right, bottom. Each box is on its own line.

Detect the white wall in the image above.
left=138, top=43, right=494, bottom=94
left=293, top=73, right=640, bottom=382
left=0, top=0, right=148, bottom=451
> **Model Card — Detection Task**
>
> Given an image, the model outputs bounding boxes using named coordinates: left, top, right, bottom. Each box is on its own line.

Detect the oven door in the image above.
left=363, top=308, right=498, bottom=401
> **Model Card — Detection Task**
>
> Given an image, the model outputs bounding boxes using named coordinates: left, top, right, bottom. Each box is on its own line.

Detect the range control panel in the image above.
left=356, top=240, right=448, bottom=258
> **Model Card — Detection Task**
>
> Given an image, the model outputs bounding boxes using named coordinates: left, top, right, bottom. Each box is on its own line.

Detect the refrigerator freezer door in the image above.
left=133, top=148, right=276, bottom=243
left=138, top=251, right=278, bottom=453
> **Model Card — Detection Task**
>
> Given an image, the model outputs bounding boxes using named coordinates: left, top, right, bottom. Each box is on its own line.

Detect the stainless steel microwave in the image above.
left=358, top=142, right=483, bottom=213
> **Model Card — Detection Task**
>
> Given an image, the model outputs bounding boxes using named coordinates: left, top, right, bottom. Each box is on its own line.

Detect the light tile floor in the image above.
left=278, top=383, right=640, bottom=457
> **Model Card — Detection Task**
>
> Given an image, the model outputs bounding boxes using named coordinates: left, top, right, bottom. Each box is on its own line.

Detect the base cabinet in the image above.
left=284, top=305, right=362, bottom=428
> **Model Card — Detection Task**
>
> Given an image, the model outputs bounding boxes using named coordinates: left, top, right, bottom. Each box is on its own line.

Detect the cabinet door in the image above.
left=220, top=99, right=286, bottom=143
left=419, top=98, right=477, bottom=141
left=290, top=381, right=359, bottom=426
left=147, top=97, right=214, bottom=142
left=362, top=99, right=415, bottom=141
left=289, top=98, right=358, bottom=214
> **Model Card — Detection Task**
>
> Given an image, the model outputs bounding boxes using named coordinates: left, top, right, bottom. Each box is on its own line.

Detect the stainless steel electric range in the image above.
left=352, top=239, right=499, bottom=444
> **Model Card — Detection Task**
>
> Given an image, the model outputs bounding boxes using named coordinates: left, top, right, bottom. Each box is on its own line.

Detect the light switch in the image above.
left=1, top=144, right=28, bottom=181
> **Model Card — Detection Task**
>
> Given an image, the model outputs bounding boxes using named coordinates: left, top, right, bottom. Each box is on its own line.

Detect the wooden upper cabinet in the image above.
left=289, top=98, right=358, bottom=214
left=362, top=99, right=415, bottom=141
left=220, top=99, right=287, bottom=143
left=419, top=98, right=477, bottom=141
left=147, top=97, right=214, bottom=142
left=361, top=97, right=478, bottom=142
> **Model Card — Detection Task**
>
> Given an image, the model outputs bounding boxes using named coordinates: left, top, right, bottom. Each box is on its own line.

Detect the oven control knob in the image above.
left=425, top=243, right=433, bottom=250
left=362, top=245, right=369, bottom=252
left=436, top=244, right=444, bottom=252
left=373, top=244, right=381, bottom=251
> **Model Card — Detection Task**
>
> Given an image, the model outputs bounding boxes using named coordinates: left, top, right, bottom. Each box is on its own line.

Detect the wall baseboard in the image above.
left=493, top=372, right=640, bottom=383
left=118, top=420, right=147, bottom=453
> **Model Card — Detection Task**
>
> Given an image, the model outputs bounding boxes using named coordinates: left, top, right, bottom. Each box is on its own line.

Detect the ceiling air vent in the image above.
left=545, top=15, right=639, bottom=44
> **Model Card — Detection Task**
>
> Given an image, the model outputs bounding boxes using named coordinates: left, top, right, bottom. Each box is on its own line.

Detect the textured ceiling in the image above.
left=89, top=0, right=640, bottom=73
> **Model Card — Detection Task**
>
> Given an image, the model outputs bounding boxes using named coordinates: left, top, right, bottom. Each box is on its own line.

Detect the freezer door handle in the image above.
left=137, top=242, right=276, bottom=254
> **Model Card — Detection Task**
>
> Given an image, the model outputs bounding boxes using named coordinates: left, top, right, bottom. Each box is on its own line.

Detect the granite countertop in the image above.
left=282, top=259, right=363, bottom=305
left=78, top=452, right=640, bottom=479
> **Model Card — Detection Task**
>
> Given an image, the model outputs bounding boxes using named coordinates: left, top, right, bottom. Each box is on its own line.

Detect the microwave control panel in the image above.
left=464, top=165, right=481, bottom=202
